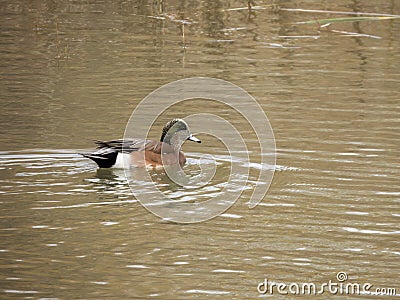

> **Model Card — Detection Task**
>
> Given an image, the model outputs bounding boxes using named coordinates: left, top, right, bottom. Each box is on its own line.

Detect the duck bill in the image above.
left=187, top=134, right=201, bottom=143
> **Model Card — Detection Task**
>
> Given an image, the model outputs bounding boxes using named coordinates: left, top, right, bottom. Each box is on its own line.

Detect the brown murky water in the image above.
left=1, top=1, right=399, bottom=299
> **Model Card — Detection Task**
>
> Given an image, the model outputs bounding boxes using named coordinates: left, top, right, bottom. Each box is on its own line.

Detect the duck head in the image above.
left=160, top=119, right=201, bottom=150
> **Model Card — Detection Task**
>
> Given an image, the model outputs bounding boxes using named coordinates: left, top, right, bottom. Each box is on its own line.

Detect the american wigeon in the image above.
left=82, top=119, right=201, bottom=168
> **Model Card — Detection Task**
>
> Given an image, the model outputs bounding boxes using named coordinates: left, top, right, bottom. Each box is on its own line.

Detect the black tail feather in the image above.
left=81, top=150, right=118, bottom=168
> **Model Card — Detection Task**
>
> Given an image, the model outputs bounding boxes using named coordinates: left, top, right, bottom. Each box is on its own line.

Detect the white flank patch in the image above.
left=114, top=153, right=131, bottom=168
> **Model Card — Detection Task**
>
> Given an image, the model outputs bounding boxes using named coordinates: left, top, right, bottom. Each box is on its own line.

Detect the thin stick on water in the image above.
left=182, top=22, right=186, bottom=49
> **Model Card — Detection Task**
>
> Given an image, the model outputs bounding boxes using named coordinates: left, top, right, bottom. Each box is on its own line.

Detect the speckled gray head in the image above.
left=160, top=119, right=201, bottom=148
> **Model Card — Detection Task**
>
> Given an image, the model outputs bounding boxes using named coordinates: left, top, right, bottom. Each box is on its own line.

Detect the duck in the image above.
left=81, top=119, right=201, bottom=168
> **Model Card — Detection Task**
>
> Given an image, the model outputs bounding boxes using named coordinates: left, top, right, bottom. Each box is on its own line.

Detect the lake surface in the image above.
left=1, top=0, right=399, bottom=299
